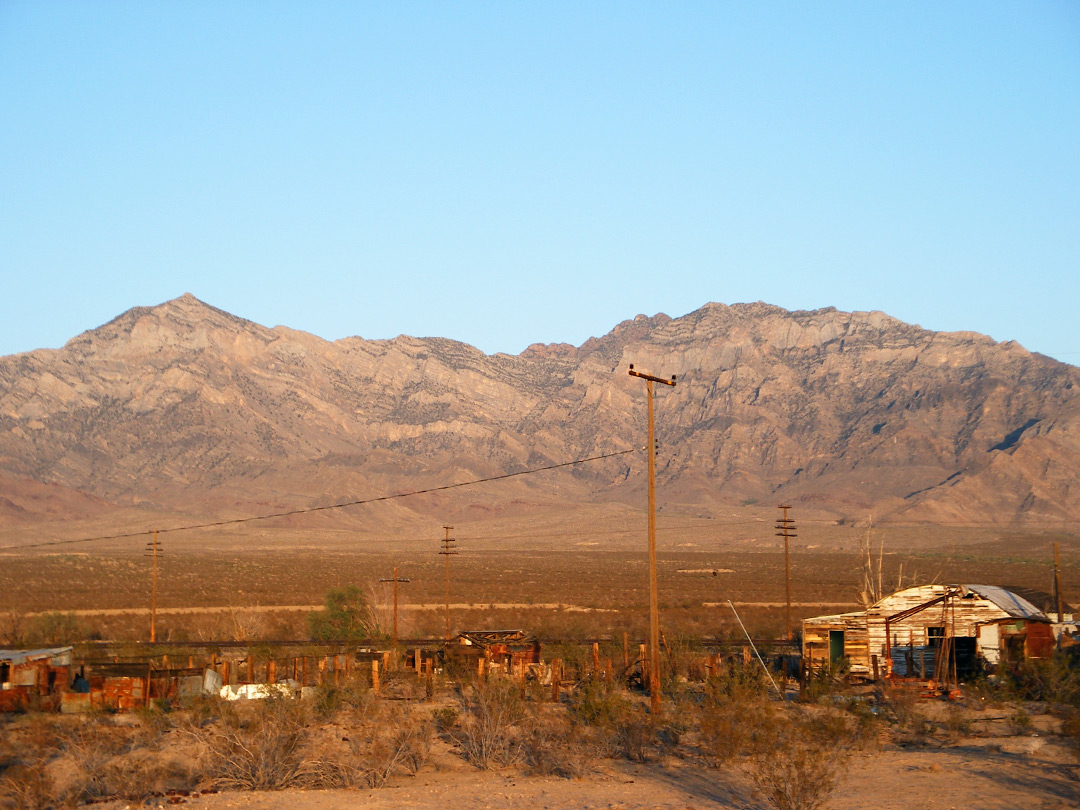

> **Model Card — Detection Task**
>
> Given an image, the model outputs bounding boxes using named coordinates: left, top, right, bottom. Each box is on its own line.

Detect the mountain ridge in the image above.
left=2, top=294, right=1077, bottom=534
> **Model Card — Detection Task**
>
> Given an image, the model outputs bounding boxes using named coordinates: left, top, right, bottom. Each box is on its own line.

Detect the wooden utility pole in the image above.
left=440, top=526, right=456, bottom=643
left=775, top=506, right=796, bottom=640
left=628, top=363, right=677, bottom=715
left=1054, top=542, right=1064, bottom=623
left=379, top=567, right=411, bottom=649
left=145, top=530, right=162, bottom=642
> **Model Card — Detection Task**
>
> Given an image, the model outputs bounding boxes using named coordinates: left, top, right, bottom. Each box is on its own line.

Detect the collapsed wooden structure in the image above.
left=802, top=584, right=1055, bottom=682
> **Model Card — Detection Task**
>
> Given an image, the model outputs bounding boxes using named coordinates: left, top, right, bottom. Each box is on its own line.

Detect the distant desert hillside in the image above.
left=1, top=294, right=1078, bottom=536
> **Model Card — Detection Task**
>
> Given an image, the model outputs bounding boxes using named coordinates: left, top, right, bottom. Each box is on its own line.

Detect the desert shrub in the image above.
left=0, top=764, right=54, bottom=810
left=520, top=713, right=595, bottom=778
left=98, top=751, right=195, bottom=800
left=799, top=658, right=849, bottom=704
left=939, top=704, right=971, bottom=743
left=699, top=697, right=780, bottom=766
left=448, top=677, right=527, bottom=769
left=705, top=659, right=772, bottom=704
left=431, top=706, right=459, bottom=733
left=744, top=710, right=854, bottom=810
left=311, top=682, right=375, bottom=722
left=302, top=704, right=433, bottom=789
left=565, top=680, right=659, bottom=762
left=881, top=687, right=933, bottom=747
left=1004, top=653, right=1080, bottom=707
left=197, top=696, right=309, bottom=790
left=611, top=703, right=658, bottom=763
left=567, top=678, right=626, bottom=729
left=1008, top=706, right=1033, bottom=735
left=22, top=612, right=95, bottom=646
left=58, top=717, right=133, bottom=801
left=1060, top=709, right=1080, bottom=765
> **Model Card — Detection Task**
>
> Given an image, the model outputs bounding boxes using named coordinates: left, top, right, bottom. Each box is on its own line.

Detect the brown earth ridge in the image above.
left=1, top=294, right=1078, bottom=534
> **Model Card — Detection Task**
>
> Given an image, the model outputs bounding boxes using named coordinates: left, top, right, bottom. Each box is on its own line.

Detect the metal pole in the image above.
left=628, top=363, right=676, bottom=715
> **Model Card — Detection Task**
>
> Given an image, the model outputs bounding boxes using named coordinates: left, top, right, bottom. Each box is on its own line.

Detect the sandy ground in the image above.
left=97, top=736, right=1079, bottom=810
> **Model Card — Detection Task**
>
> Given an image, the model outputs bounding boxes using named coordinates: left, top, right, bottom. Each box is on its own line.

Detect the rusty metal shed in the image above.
left=0, top=647, right=72, bottom=711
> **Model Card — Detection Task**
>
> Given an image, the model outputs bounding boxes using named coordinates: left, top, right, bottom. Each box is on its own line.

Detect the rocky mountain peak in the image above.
left=2, top=298, right=1078, bottom=531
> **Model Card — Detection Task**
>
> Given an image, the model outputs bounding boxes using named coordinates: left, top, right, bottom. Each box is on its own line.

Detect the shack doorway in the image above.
left=829, top=630, right=845, bottom=664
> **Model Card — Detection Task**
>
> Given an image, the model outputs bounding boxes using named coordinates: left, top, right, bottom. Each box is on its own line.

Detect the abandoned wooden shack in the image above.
left=448, top=630, right=541, bottom=675
left=802, top=584, right=1053, bottom=681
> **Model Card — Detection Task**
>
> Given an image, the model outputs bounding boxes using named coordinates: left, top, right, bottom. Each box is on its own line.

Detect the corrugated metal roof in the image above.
left=0, top=646, right=73, bottom=666
left=964, top=584, right=1048, bottom=621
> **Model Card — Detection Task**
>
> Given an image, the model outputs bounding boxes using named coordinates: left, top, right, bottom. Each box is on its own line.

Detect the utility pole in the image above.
left=379, top=567, right=411, bottom=649
left=145, top=530, right=162, bottom=642
left=775, top=506, right=797, bottom=641
left=439, top=526, right=456, bottom=643
left=1053, top=542, right=1064, bottom=623
left=628, top=363, right=676, bottom=715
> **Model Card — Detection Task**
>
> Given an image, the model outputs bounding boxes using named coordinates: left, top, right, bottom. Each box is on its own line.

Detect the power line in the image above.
left=0, top=448, right=636, bottom=552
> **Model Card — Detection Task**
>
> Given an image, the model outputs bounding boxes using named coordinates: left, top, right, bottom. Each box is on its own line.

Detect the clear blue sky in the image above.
left=2, top=2, right=1077, bottom=363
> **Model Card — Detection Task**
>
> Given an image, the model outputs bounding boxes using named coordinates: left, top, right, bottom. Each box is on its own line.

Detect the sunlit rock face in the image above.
left=2, top=294, right=1078, bottom=527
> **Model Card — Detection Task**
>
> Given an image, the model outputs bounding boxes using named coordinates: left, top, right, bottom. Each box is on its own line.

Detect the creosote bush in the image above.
left=197, top=695, right=309, bottom=790
left=448, top=677, right=528, bottom=769
left=743, top=710, right=856, bottom=810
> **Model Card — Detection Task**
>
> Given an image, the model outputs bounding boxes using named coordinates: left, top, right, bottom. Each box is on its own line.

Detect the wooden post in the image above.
left=551, top=659, right=561, bottom=702
left=871, top=654, right=880, bottom=682
left=414, top=647, right=421, bottom=673
left=592, top=642, right=600, bottom=674
left=292, top=658, right=298, bottom=682
left=187, top=655, right=193, bottom=668
left=1054, top=542, right=1064, bottom=623
left=639, top=644, right=648, bottom=683
left=302, top=657, right=308, bottom=687
left=742, top=646, right=751, bottom=666
left=371, top=660, right=380, bottom=696
left=267, top=659, right=276, bottom=684
left=604, top=659, right=613, bottom=688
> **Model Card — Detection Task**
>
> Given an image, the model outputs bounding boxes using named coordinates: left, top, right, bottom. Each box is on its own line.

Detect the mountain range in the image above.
left=2, top=294, right=1078, bottom=539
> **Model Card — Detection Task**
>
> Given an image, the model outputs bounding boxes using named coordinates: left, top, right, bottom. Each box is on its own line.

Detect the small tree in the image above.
left=307, top=586, right=380, bottom=642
